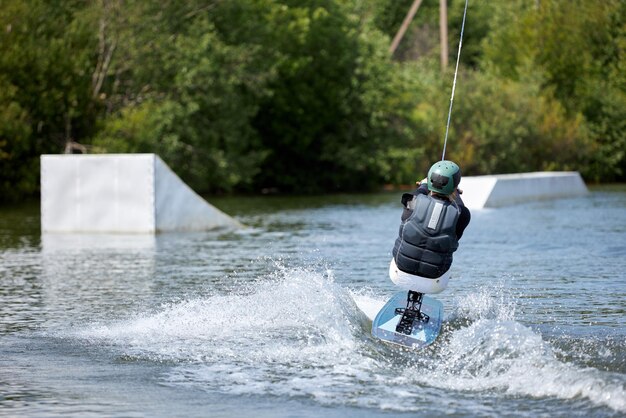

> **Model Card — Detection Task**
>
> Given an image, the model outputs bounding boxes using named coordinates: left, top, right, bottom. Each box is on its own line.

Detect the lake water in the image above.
left=1, top=187, right=625, bottom=417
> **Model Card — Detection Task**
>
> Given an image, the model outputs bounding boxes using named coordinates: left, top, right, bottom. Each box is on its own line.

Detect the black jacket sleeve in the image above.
left=456, top=206, right=471, bottom=240
left=399, top=183, right=428, bottom=221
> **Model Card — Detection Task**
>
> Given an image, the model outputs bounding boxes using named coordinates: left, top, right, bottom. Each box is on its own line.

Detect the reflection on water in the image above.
left=0, top=187, right=625, bottom=417
left=41, top=233, right=156, bottom=252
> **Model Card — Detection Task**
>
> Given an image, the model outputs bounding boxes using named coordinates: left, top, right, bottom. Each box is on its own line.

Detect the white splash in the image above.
left=71, top=271, right=625, bottom=414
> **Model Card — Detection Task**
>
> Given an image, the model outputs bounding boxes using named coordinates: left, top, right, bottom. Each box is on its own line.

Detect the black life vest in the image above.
left=392, top=194, right=460, bottom=278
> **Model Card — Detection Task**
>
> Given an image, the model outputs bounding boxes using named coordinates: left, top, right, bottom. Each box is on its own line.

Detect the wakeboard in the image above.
left=371, top=291, right=443, bottom=349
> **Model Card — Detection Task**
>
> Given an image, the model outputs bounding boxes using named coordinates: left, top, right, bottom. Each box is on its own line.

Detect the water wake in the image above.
left=71, top=268, right=625, bottom=414
left=420, top=286, right=625, bottom=413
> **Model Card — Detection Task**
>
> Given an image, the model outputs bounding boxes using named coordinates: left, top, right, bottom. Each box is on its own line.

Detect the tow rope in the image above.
left=441, top=0, right=469, bottom=161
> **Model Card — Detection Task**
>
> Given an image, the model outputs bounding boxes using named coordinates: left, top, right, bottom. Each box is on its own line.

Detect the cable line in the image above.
left=441, top=0, right=469, bottom=161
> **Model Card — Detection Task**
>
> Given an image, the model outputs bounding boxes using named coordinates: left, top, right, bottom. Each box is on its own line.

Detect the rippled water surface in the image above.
left=1, top=187, right=625, bottom=417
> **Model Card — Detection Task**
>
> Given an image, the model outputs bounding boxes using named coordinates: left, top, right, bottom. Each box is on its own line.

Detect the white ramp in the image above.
left=41, top=154, right=242, bottom=233
left=459, top=171, right=588, bottom=209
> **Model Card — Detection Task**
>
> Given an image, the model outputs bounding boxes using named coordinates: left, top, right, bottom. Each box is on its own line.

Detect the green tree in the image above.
left=2, top=0, right=623, bottom=202
left=0, top=77, right=33, bottom=200
left=92, top=15, right=272, bottom=193
left=482, top=0, right=626, bottom=181
left=450, top=70, right=590, bottom=175
left=0, top=0, right=98, bottom=201
left=241, top=0, right=417, bottom=192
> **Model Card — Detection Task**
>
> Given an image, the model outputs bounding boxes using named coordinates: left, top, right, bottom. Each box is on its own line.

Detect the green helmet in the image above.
left=427, top=160, right=461, bottom=195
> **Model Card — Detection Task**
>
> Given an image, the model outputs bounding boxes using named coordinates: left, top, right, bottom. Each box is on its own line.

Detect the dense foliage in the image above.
left=1, top=0, right=624, bottom=201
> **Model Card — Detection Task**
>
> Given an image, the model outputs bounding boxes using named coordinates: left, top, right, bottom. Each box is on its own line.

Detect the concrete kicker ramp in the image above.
left=459, top=171, right=588, bottom=210
left=41, top=154, right=242, bottom=233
